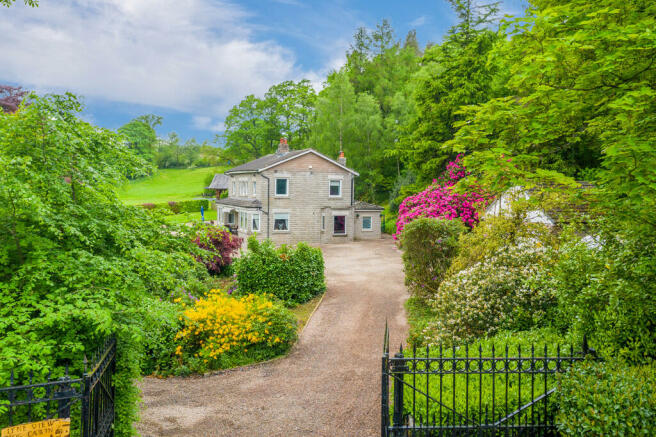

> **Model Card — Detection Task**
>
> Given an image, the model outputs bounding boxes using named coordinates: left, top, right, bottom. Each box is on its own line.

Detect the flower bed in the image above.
left=395, top=156, right=492, bottom=239
left=174, top=290, right=297, bottom=373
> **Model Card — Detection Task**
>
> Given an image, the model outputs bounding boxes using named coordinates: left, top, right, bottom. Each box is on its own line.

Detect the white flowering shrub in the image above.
left=425, top=243, right=555, bottom=344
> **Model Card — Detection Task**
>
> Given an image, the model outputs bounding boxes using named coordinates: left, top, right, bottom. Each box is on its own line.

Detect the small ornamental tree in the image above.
left=192, top=225, right=242, bottom=275
left=395, top=155, right=492, bottom=239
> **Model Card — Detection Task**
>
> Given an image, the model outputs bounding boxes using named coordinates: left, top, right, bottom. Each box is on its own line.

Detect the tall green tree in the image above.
left=448, top=0, right=656, bottom=227
left=400, top=0, right=503, bottom=185
left=311, top=70, right=357, bottom=159
left=264, top=79, right=316, bottom=146
left=118, top=114, right=162, bottom=164
left=222, top=80, right=316, bottom=163
left=222, top=95, right=277, bottom=161
left=0, top=93, right=208, bottom=434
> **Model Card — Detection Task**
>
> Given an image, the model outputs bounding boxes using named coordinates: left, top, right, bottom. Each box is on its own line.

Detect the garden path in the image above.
left=137, top=238, right=408, bottom=436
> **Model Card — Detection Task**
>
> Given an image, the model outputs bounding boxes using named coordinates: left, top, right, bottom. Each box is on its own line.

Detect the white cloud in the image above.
left=0, top=0, right=317, bottom=126
left=410, top=15, right=427, bottom=27
left=192, top=115, right=224, bottom=133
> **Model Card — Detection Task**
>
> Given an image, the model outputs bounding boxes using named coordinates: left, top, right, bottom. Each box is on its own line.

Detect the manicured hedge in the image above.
left=234, top=236, right=325, bottom=306
left=400, top=217, right=465, bottom=300
left=141, top=199, right=210, bottom=215
left=557, top=360, right=656, bottom=436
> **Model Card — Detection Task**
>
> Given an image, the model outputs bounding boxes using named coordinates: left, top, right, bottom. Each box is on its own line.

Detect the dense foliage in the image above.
left=192, top=225, right=242, bottom=275
left=175, top=291, right=297, bottom=373
left=222, top=80, right=317, bottom=161
left=427, top=244, right=555, bottom=344
left=557, top=361, right=656, bottom=436
left=400, top=218, right=464, bottom=300
left=235, top=237, right=325, bottom=306
left=0, top=94, right=211, bottom=435
left=550, top=225, right=656, bottom=363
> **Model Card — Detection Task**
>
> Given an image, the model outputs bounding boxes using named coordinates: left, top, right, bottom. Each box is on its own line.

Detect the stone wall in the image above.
left=354, top=211, right=382, bottom=240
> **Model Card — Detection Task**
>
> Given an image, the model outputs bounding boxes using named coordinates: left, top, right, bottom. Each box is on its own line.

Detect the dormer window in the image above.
left=329, top=179, right=342, bottom=197
left=275, top=178, right=288, bottom=196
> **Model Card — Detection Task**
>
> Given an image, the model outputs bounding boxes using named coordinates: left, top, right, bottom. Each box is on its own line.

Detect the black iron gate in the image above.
left=382, top=325, right=597, bottom=436
left=1, top=337, right=116, bottom=437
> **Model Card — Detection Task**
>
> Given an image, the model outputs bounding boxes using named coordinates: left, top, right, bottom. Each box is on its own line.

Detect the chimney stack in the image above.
left=338, top=150, right=346, bottom=166
left=277, top=138, right=289, bottom=155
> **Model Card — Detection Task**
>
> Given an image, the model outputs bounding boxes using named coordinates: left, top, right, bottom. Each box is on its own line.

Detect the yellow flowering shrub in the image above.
left=175, top=290, right=297, bottom=371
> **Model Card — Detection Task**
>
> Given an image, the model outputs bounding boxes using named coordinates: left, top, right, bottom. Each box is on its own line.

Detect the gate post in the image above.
left=53, top=375, right=75, bottom=418
left=391, top=347, right=409, bottom=435
left=81, top=361, right=91, bottom=437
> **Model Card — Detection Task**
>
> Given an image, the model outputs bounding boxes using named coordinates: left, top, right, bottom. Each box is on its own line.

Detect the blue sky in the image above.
left=1, top=0, right=526, bottom=143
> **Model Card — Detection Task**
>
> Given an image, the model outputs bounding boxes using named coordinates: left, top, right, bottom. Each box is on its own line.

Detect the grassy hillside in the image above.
left=118, top=167, right=227, bottom=205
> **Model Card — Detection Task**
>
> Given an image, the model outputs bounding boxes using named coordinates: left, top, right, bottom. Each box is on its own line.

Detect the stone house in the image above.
left=214, top=138, right=383, bottom=245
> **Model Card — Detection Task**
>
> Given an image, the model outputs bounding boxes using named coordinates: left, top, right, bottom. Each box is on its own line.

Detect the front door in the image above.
left=333, top=215, right=346, bottom=235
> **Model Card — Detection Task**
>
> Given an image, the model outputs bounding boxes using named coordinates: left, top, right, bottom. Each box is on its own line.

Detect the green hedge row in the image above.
left=234, top=236, right=326, bottom=306
left=557, top=360, right=656, bottom=436
left=141, top=199, right=210, bottom=214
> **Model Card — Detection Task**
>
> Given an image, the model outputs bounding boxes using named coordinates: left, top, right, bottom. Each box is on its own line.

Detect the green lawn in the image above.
left=117, top=166, right=227, bottom=205
left=162, top=208, right=217, bottom=224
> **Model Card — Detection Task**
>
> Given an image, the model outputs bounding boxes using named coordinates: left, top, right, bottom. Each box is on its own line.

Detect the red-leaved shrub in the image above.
left=192, top=225, right=242, bottom=275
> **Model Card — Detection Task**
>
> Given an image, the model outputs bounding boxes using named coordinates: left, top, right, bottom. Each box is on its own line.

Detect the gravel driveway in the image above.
left=137, top=238, right=408, bottom=436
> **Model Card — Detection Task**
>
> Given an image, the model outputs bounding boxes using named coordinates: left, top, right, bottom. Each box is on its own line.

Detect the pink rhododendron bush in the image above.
left=395, top=156, right=493, bottom=239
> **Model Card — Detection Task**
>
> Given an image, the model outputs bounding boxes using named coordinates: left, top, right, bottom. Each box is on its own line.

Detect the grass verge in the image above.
left=290, top=293, right=324, bottom=333
left=404, top=295, right=438, bottom=347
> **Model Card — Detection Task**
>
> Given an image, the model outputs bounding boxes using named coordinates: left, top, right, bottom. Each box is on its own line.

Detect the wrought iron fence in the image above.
left=382, top=325, right=598, bottom=436
left=1, top=337, right=116, bottom=437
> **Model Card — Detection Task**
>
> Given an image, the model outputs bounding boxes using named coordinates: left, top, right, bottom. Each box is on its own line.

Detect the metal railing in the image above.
left=382, top=325, right=598, bottom=436
left=1, top=337, right=116, bottom=437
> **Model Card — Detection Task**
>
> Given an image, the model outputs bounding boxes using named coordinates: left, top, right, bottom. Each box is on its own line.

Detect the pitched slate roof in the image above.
left=225, top=149, right=309, bottom=173
left=353, top=201, right=384, bottom=211
left=224, top=148, right=359, bottom=176
left=205, top=173, right=230, bottom=190
left=216, top=198, right=262, bottom=209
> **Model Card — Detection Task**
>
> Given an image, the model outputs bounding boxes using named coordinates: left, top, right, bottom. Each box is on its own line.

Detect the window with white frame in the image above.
left=240, top=213, right=246, bottom=228
left=362, top=216, right=372, bottom=231
left=274, top=213, right=289, bottom=231
left=252, top=181, right=257, bottom=195
left=321, top=214, right=325, bottom=231
left=275, top=178, right=288, bottom=196
left=252, top=213, right=260, bottom=231
left=329, top=179, right=341, bottom=197
left=228, top=211, right=235, bottom=225
left=240, top=181, right=248, bottom=196
left=232, top=181, right=236, bottom=196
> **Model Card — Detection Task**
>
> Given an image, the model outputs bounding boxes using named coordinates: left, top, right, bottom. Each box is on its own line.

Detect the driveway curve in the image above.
left=137, top=238, right=408, bottom=436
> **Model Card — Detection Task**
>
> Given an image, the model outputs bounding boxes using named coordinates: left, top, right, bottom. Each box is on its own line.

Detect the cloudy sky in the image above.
left=2, top=0, right=526, bottom=142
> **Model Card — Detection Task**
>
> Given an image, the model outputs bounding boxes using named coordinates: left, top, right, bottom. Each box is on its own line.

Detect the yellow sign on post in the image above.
left=1, top=418, right=70, bottom=437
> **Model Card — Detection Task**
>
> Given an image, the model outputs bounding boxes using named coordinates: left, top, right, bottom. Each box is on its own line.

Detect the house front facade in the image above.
left=214, top=139, right=383, bottom=245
